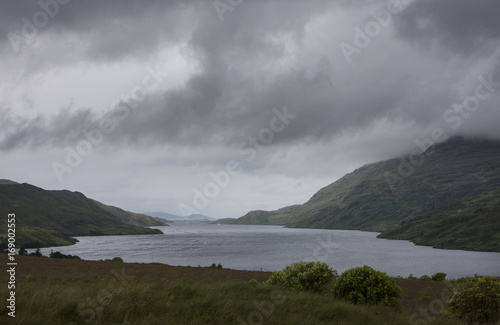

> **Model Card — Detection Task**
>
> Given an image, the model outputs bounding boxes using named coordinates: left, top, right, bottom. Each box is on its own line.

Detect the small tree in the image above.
left=18, top=247, right=28, bottom=255
left=445, top=276, right=500, bottom=324
left=265, top=261, right=336, bottom=293
left=29, top=248, right=43, bottom=257
left=209, top=263, right=223, bottom=268
left=431, top=272, right=447, bottom=281
left=333, top=265, right=401, bottom=308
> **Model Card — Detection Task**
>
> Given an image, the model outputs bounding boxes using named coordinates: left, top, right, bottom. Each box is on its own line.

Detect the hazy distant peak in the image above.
left=143, top=211, right=215, bottom=221
left=0, top=179, right=18, bottom=185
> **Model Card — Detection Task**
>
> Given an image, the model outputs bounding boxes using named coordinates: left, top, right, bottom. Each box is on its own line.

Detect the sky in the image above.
left=1, top=0, right=500, bottom=219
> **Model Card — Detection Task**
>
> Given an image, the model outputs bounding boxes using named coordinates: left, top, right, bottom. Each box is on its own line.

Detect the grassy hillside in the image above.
left=1, top=254, right=487, bottom=325
left=92, top=200, right=167, bottom=227
left=224, top=137, right=500, bottom=251
left=378, top=189, right=500, bottom=252
left=0, top=183, right=162, bottom=248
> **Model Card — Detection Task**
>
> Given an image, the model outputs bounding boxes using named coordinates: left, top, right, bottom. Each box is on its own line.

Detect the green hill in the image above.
left=0, top=182, right=163, bottom=248
left=378, top=189, right=500, bottom=252
left=224, top=137, right=500, bottom=251
left=92, top=200, right=168, bottom=227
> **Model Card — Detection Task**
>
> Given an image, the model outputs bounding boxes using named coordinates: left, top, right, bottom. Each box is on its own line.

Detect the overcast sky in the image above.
left=1, top=0, right=499, bottom=218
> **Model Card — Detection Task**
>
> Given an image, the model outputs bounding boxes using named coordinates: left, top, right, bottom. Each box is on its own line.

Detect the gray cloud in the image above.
left=0, top=106, right=95, bottom=150
left=394, top=0, right=500, bottom=57
left=0, top=0, right=195, bottom=64
left=1, top=0, right=500, bottom=152
left=2, top=0, right=500, bottom=218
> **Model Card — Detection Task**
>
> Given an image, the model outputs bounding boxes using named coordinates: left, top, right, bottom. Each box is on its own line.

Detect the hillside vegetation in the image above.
left=224, top=137, right=500, bottom=252
left=93, top=200, right=167, bottom=227
left=0, top=182, right=162, bottom=248
left=379, top=189, right=500, bottom=252
left=1, top=254, right=489, bottom=325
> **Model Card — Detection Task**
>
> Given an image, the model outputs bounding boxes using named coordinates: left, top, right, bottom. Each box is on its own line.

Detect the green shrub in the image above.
left=333, top=265, right=401, bottom=308
left=431, top=272, right=447, bottom=281
left=49, top=251, right=81, bottom=260
left=111, top=257, right=123, bottom=262
left=407, top=274, right=417, bottom=280
left=29, top=248, right=43, bottom=257
left=445, top=276, right=500, bottom=324
left=209, top=263, right=223, bottom=268
left=248, top=279, right=258, bottom=285
left=265, top=261, right=336, bottom=293
left=419, top=275, right=431, bottom=281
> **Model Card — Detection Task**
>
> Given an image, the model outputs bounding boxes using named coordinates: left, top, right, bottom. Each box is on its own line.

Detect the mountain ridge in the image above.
left=143, top=211, right=215, bottom=222
left=92, top=200, right=167, bottom=227
left=222, top=136, right=500, bottom=252
left=0, top=182, right=163, bottom=248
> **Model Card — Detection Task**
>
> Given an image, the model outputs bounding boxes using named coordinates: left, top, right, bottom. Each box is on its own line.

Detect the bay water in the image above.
left=36, top=223, right=500, bottom=279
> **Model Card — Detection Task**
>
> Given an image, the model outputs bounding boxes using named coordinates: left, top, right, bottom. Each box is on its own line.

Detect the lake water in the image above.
left=36, top=223, right=500, bottom=279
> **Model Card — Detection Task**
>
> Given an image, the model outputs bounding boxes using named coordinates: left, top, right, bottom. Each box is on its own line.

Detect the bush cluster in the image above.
left=18, top=247, right=44, bottom=257
left=431, top=272, right=447, bottom=281
left=418, top=272, right=447, bottom=281
left=265, top=261, right=336, bottom=293
left=209, top=263, right=223, bottom=269
left=102, top=257, right=124, bottom=262
left=49, top=250, right=81, bottom=260
left=445, top=276, right=500, bottom=324
left=332, top=265, right=401, bottom=308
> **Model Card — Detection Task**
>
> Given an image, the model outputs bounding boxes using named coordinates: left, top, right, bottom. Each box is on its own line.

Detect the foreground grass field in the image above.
left=1, top=255, right=497, bottom=325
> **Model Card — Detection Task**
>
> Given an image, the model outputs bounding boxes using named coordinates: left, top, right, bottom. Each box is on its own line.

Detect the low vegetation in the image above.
left=380, top=189, right=500, bottom=252
left=332, top=265, right=402, bottom=308
left=445, top=276, right=500, bottom=324
left=1, top=255, right=499, bottom=324
left=49, top=250, right=81, bottom=260
left=432, top=272, right=447, bottom=281
left=265, top=261, right=336, bottom=293
left=209, top=263, right=223, bottom=269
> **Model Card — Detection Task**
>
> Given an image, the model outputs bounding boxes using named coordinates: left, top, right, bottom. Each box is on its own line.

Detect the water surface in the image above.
left=37, top=223, right=500, bottom=279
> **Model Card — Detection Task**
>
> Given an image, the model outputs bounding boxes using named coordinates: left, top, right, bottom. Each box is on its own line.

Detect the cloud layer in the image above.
left=1, top=0, right=499, bottom=217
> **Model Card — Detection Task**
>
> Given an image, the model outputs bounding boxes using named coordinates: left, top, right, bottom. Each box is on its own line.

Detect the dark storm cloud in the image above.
left=0, top=107, right=95, bottom=150
left=1, top=0, right=500, bottom=152
left=394, top=0, right=500, bottom=57
left=0, top=0, right=193, bottom=60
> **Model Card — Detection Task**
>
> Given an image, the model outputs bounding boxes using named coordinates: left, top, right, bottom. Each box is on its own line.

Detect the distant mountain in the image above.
left=0, top=179, right=18, bottom=185
left=143, top=211, right=179, bottom=222
left=223, top=136, right=500, bottom=252
left=0, top=182, right=163, bottom=248
left=143, top=211, right=215, bottom=222
left=92, top=200, right=167, bottom=227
